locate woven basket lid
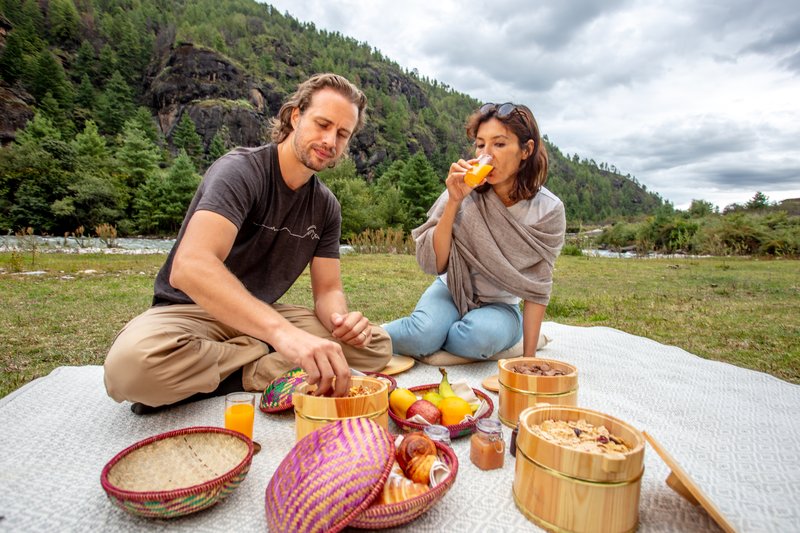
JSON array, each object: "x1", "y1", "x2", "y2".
[
  {"x1": 265, "y1": 418, "x2": 395, "y2": 533},
  {"x1": 260, "y1": 367, "x2": 307, "y2": 413}
]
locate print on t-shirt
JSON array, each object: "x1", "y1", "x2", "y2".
[{"x1": 253, "y1": 221, "x2": 320, "y2": 240}]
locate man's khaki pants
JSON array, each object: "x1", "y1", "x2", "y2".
[{"x1": 104, "y1": 304, "x2": 393, "y2": 407}]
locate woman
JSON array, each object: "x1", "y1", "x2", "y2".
[{"x1": 384, "y1": 103, "x2": 565, "y2": 360}]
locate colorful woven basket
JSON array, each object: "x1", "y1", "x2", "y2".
[
  {"x1": 389, "y1": 385, "x2": 495, "y2": 439},
  {"x1": 260, "y1": 369, "x2": 397, "y2": 414},
  {"x1": 100, "y1": 426, "x2": 253, "y2": 519},
  {"x1": 265, "y1": 418, "x2": 395, "y2": 533},
  {"x1": 260, "y1": 367, "x2": 307, "y2": 413},
  {"x1": 349, "y1": 440, "x2": 459, "y2": 529}
]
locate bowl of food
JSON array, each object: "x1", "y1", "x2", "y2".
[
  {"x1": 350, "y1": 433, "x2": 459, "y2": 529},
  {"x1": 388, "y1": 369, "x2": 494, "y2": 439},
  {"x1": 292, "y1": 376, "x2": 390, "y2": 441}
]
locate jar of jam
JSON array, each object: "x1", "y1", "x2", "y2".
[
  {"x1": 424, "y1": 424, "x2": 451, "y2": 446},
  {"x1": 470, "y1": 419, "x2": 505, "y2": 470}
]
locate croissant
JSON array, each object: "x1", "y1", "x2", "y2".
[
  {"x1": 405, "y1": 453, "x2": 437, "y2": 484},
  {"x1": 396, "y1": 432, "x2": 437, "y2": 470},
  {"x1": 378, "y1": 469, "x2": 430, "y2": 505}
]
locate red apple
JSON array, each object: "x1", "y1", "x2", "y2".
[{"x1": 405, "y1": 399, "x2": 442, "y2": 425}]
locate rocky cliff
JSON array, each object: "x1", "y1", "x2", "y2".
[
  {"x1": 143, "y1": 42, "x2": 283, "y2": 150},
  {"x1": 0, "y1": 82, "x2": 35, "y2": 145}
]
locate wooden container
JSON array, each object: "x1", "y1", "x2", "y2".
[
  {"x1": 293, "y1": 376, "x2": 389, "y2": 441},
  {"x1": 498, "y1": 358, "x2": 578, "y2": 428},
  {"x1": 513, "y1": 405, "x2": 645, "y2": 533}
]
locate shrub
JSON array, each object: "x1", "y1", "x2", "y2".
[{"x1": 348, "y1": 228, "x2": 415, "y2": 254}]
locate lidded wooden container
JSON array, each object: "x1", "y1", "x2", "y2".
[
  {"x1": 293, "y1": 376, "x2": 389, "y2": 441},
  {"x1": 498, "y1": 357, "x2": 578, "y2": 428},
  {"x1": 513, "y1": 405, "x2": 645, "y2": 533}
]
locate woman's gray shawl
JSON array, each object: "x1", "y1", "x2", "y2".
[{"x1": 413, "y1": 189, "x2": 566, "y2": 316}]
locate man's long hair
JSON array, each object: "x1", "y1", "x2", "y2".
[{"x1": 269, "y1": 73, "x2": 367, "y2": 143}]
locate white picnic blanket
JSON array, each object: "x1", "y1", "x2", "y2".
[{"x1": 1, "y1": 322, "x2": 798, "y2": 532}]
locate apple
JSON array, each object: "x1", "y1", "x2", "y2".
[{"x1": 405, "y1": 399, "x2": 442, "y2": 425}]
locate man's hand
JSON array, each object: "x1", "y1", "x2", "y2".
[
  {"x1": 330, "y1": 311, "x2": 372, "y2": 348},
  {"x1": 272, "y1": 327, "x2": 351, "y2": 397}
]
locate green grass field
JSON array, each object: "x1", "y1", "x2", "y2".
[{"x1": 1, "y1": 252, "x2": 798, "y2": 398}]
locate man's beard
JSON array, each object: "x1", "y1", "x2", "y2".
[{"x1": 293, "y1": 134, "x2": 336, "y2": 172}]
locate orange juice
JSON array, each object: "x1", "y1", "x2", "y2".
[
  {"x1": 464, "y1": 155, "x2": 493, "y2": 187},
  {"x1": 225, "y1": 403, "x2": 254, "y2": 439}
]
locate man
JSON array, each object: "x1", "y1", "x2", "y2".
[{"x1": 104, "y1": 73, "x2": 392, "y2": 413}]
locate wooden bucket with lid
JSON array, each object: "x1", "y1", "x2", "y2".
[
  {"x1": 498, "y1": 357, "x2": 578, "y2": 428},
  {"x1": 513, "y1": 405, "x2": 645, "y2": 533},
  {"x1": 293, "y1": 376, "x2": 389, "y2": 441}
]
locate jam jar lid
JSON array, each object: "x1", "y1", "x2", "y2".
[{"x1": 476, "y1": 419, "x2": 503, "y2": 435}]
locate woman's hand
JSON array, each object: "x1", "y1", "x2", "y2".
[{"x1": 445, "y1": 158, "x2": 478, "y2": 204}]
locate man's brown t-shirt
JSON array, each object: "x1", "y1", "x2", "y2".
[{"x1": 152, "y1": 144, "x2": 341, "y2": 306}]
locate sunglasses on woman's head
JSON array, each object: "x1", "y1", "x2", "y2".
[
  {"x1": 479, "y1": 102, "x2": 523, "y2": 119},
  {"x1": 479, "y1": 102, "x2": 538, "y2": 151}
]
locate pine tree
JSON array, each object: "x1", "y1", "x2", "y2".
[
  {"x1": 207, "y1": 126, "x2": 231, "y2": 164},
  {"x1": 0, "y1": 31, "x2": 27, "y2": 84},
  {"x1": 98, "y1": 44, "x2": 117, "y2": 82},
  {"x1": 157, "y1": 150, "x2": 201, "y2": 232},
  {"x1": 38, "y1": 91, "x2": 74, "y2": 135},
  {"x1": 48, "y1": 0, "x2": 80, "y2": 46},
  {"x1": 128, "y1": 107, "x2": 162, "y2": 146},
  {"x1": 319, "y1": 159, "x2": 378, "y2": 238},
  {"x1": 75, "y1": 73, "x2": 95, "y2": 110},
  {"x1": 117, "y1": 123, "x2": 161, "y2": 190},
  {"x1": 94, "y1": 70, "x2": 135, "y2": 135},
  {"x1": 132, "y1": 172, "x2": 163, "y2": 234},
  {"x1": 15, "y1": 112, "x2": 62, "y2": 144},
  {"x1": 4, "y1": 113, "x2": 73, "y2": 232},
  {"x1": 72, "y1": 120, "x2": 112, "y2": 175},
  {"x1": 373, "y1": 159, "x2": 408, "y2": 228},
  {"x1": 73, "y1": 40, "x2": 96, "y2": 81},
  {"x1": 399, "y1": 152, "x2": 442, "y2": 232},
  {"x1": 171, "y1": 113, "x2": 204, "y2": 168},
  {"x1": 28, "y1": 50, "x2": 74, "y2": 107}
]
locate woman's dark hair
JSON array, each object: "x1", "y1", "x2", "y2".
[
  {"x1": 465, "y1": 103, "x2": 548, "y2": 202},
  {"x1": 269, "y1": 73, "x2": 367, "y2": 143}
]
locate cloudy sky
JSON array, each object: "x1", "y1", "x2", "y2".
[{"x1": 263, "y1": 0, "x2": 800, "y2": 209}]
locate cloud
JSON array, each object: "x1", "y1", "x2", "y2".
[{"x1": 263, "y1": 0, "x2": 800, "y2": 208}]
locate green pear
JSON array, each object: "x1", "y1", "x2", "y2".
[{"x1": 422, "y1": 391, "x2": 443, "y2": 407}]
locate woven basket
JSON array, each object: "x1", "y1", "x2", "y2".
[
  {"x1": 265, "y1": 417, "x2": 395, "y2": 533},
  {"x1": 388, "y1": 385, "x2": 494, "y2": 439},
  {"x1": 349, "y1": 440, "x2": 459, "y2": 529},
  {"x1": 100, "y1": 426, "x2": 253, "y2": 519},
  {"x1": 260, "y1": 369, "x2": 397, "y2": 414}
]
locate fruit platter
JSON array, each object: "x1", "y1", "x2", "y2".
[{"x1": 388, "y1": 368, "x2": 494, "y2": 439}]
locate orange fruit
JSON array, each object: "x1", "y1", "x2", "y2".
[
  {"x1": 438, "y1": 396, "x2": 473, "y2": 426},
  {"x1": 389, "y1": 388, "x2": 417, "y2": 418}
]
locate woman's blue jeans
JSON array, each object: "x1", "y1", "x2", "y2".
[{"x1": 384, "y1": 278, "x2": 523, "y2": 360}]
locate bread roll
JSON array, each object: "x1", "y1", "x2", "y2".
[{"x1": 396, "y1": 432, "x2": 437, "y2": 470}]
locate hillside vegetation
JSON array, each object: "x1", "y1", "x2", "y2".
[{"x1": 0, "y1": 0, "x2": 664, "y2": 239}]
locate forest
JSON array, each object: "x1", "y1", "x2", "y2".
[{"x1": 0, "y1": 0, "x2": 796, "y2": 255}]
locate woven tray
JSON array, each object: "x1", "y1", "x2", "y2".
[
  {"x1": 388, "y1": 385, "x2": 495, "y2": 439},
  {"x1": 101, "y1": 426, "x2": 253, "y2": 519},
  {"x1": 349, "y1": 440, "x2": 459, "y2": 529}
]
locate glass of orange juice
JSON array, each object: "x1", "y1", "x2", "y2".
[
  {"x1": 224, "y1": 392, "x2": 255, "y2": 440},
  {"x1": 464, "y1": 154, "x2": 493, "y2": 187}
]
